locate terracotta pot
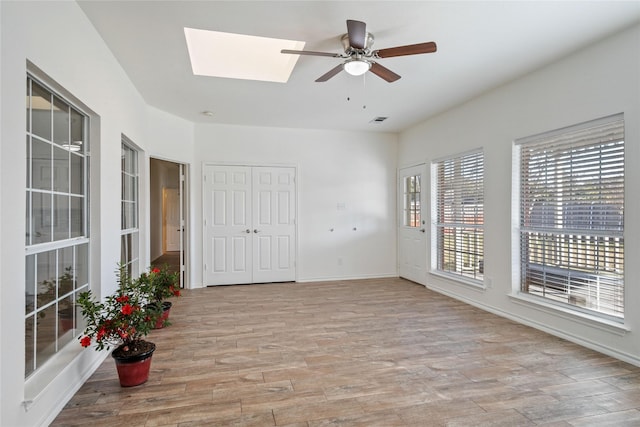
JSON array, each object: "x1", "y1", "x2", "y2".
[
  {"x1": 153, "y1": 301, "x2": 172, "y2": 329},
  {"x1": 112, "y1": 342, "x2": 156, "y2": 387}
]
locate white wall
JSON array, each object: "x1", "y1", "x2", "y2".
[
  {"x1": 0, "y1": 2, "x2": 195, "y2": 426},
  {"x1": 193, "y1": 125, "x2": 399, "y2": 286},
  {"x1": 398, "y1": 24, "x2": 640, "y2": 366}
]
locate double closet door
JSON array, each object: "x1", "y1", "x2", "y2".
[{"x1": 203, "y1": 165, "x2": 296, "y2": 285}]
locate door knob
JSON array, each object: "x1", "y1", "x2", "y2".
[
  {"x1": 420, "y1": 228, "x2": 426, "y2": 233},
  {"x1": 253, "y1": 229, "x2": 260, "y2": 233},
  {"x1": 245, "y1": 229, "x2": 251, "y2": 234}
]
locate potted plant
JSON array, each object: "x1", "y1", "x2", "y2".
[
  {"x1": 77, "y1": 267, "x2": 158, "y2": 387},
  {"x1": 145, "y1": 265, "x2": 180, "y2": 329}
]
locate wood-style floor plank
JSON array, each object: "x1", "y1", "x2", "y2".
[{"x1": 52, "y1": 278, "x2": 640, "y2": 426}]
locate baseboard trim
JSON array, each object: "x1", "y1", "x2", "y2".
[{"x1": 297, "y1": 273, "x2": 398, "y2": 283}]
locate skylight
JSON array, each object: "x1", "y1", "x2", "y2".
[{"x1": 184, "y1": 27, "x2": 305, "y2": 83}]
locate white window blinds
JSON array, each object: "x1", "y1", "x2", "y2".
[
  {"x1": 433, "y1": 150, "x2": 484, "y2": 282},
  {"x1": 516, "y1": 114, "x2": 624, "y2": 318}
]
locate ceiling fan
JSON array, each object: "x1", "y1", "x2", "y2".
[{"x1": 281, "y1": 19, "x2": 437, "y2": 83}]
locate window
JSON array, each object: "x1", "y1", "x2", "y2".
[
  {"x1": 516, "y1": 114, "x2": 624, "y2": 319},
  {"x1": 403, "y1": 174, "x2": 421, "y2": 227},
  {"x1": 121, "y1": 140, "x2": 139, "y2": 277},
  {"x1": 25, "y1": 75, "x2": 90, "y2": 378},
  {"x1": 431, "y1": 150, "x2": 484, "y2": 282}
]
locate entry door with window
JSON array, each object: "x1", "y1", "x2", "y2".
[
  {"x1": 203, "y1": 165, "x2": 296, "y2": 285},
  {"x1": 398, "y1": 164, "x2": 427, "y2": 284}
]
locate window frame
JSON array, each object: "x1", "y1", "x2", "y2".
[
  {"x1": 402, "y1": 173, "x2": 422, "y2": 228},
  {"x1": 430, "y1": 149, "x2": 485, "y2": 286},
  {"x1": 513, "y1": 114, "x2": 625, "y2": 322},
  {"x1": 120, "y1": 137, "x2": 140, "y2": 278},
  {"x1": 25, "y1": 73, "x2": 91, "y2": 379}
]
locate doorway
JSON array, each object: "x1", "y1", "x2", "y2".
[
  {"x1": 150, "y1": 158, "x2": 188, "y2": 287},
  {"x1": 203, "y1": 164, "x2": 297, "y2": 286}
]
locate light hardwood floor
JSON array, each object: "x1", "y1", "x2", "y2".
[{"x1": 52, "y1": 278, "x2": 640, "y2": 426}]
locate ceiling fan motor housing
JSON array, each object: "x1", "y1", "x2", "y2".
[{"x1": 341, "y1": 32, "x2": 374, "y2": 54}]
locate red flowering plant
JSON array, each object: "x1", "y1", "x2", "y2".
[
  {"x1": 77, "y1": 266, "x2": 157, "y2": 357},
  {"x1": 146, "y1": 265, "x2": 180, "y2": 304},
  {"x1": 141, "y1": 264, "x2": 180, "y2": 328}
]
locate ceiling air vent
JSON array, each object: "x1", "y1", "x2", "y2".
[{"x1": 370, "y1": 116, "x2": 388, "y2": 123}]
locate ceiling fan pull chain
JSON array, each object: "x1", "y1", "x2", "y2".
[{"x1": 362, "y1": 73, "x2": 367, "y2": 109}]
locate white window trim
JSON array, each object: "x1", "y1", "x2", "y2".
[
  {"x1": 24, "y1": 62, "x2": 99, "y2": 399},
  {"x1": 430, "y1": 148, "x2": 485, "y2": 287},
  {"x1": 511, "y1": 113, "x2": 625, "y2": 323},
  {"x1": 120, "y1": 136, "x2": 141, "y2": 277}
]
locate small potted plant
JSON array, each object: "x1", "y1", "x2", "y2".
[
  {"x1": 145, "y1": 265, "x2": 180, "y2": 329},
  {"x1": 77, "y1": 266, "x2": 157, "y2": 387}
]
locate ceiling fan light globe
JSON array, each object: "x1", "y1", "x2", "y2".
[{"x1": 343, "y1": 59, "x2": 371, "y2": 76}]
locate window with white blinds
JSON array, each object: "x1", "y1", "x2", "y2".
[
  {"x1": 431, "y1": 150, "x2": 484, "y2": 283},
  {"x1": 516, "y1": 114, "x2": 624, "y2": 319}
]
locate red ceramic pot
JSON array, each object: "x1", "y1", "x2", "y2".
[
  {"x1": 153, "y1": 301, "x2": 172, "y2": 329},
  {"x1": 112, "y1": 341, "x2": 156, "y2": 387}
]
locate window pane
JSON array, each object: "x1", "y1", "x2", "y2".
[
  {"x1": 122, "y1": 201, "x2": 136, "y2": 230},
  {"x1": 58, "y1": 295, "x2": 74, "y2": 345},
  {"x1": 53, "y1": 194, "x2": 70, "y2": 241},
  {"x1": 70, "y1": 153, "x2": 83, "y2": 194},
  {"x1": 70, "y1": 108, "x2": 84, "y2": 151},
  {"x1": 53, "y1": 96, "x2": 69, "y2": 147},
  {"x1": 31, "y1": 82, "x2": 52, "y2": 140},
  {"x1": 36, "y1": 304, "x2": 56, "y2": 368},
  {"x1": 25, "y1": 315, "x2": 35, "y2": 377},
  {"x1": 76, "y1": 243, "x2": 89, "y2": 289},
  {"x1": 36, "y1": 250, "x2": 57, "y2": 308},
  {"x1": 58, "y1": 247, "x2": 74, "y2": 297},
  {"x1": 53, "y1": 145, "x2": 69, "y2": 192},
  {"x1": 26, "y1": 136, "x2": 31, "y2": 187},
  {"x1": 26, "y1": 79, "x2": 31, "y2": 132},
  {"x1": 70, "y1": 196, "x2": 84, "y2": 238},
  {"x1": 32, "y1": 139, "x2": 51, "y2": 191},
  {"x1": 32, "y1": 192, "x2": 52, "y2": 244},
  {"x1": 403, "y1": 174, "x2": 421, "y2": 227},
  {"x1": 26, "y1": 255, "x2": 36, "y2": 314},
  {"x1": 26, "y1": 192, "x2": 31, "y2": 246}
]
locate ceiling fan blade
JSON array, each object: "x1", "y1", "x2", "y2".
[
  {"x1": 281, "y1": 49, "x2": 342, "y2": 58},
  {"x1": 315, "y1": 64, "x2": 344, "y2": 82},
  {"x1": 346, "y1": 19, "x2": 367, "y2": 49},
  {"x1": 374, "y1": 42, "x2": 437, "y2": 58},
  {"x1": 369, "y1": 62, "x2": 401, "y2": 83}
]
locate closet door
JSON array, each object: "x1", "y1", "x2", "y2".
[
  {"x1": 203, "y1": 165, "x2": 253, "y2": 285},
  {"x1": 203, "y1": 165, "x2": 296, "y2": 285},
  {"x1": 252, "y1": 167, "x2": 296, "y2": 283}
]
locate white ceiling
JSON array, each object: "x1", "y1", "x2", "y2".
[{"x1": 77, "y1": 1, "x2": 640, "y2": 133}]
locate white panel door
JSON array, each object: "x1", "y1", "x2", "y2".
[
  {"x1": 398, "y1": 164, "x2": 427, "y2": 284},
  {"x1": 204, "y1": 165, "x2": 252, "y2": 285},
  {"x1": 203, "y1": 165, "x2": 296, "y2": 286},
  {"x1": 252, "y1": 167, "x2": 296, "y2": 283}
]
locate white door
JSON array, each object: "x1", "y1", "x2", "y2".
[
  {"x1": 252, "y1": 167, "x2": 296, "y2": 283},
  {"x1": 164, "y1": 188, "x2": 180, "y2": 252},
  {"x1": 398, "y1": 164, "x2": 427, "y2": 284},
  {"x1": 203, "y1": 165, "x2": 296, "y2": 285}
]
